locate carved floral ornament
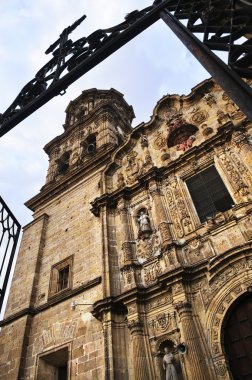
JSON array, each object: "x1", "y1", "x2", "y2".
[{"x1": 148, "y1": 311, "x2": 178, "y2": 337}]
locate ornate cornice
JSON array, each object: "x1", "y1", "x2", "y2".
[{"x1": 91, "y1": 123, "x2": 234, "y2": 217}]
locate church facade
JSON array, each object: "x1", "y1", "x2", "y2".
[{"x1": 0, "y1": 79, "x2": 252, "y2": 379}]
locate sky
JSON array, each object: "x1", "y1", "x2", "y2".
[{"x1": 0, "y1": 0, "x2": 209, "y2": 228}]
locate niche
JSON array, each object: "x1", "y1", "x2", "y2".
[
  {"x1": 82, "y1": 134, "x2": 97, "y2": 156},
  {"x1": 136, "y1": 208, "x2": 152, "y2": 239},
  {"x1": 168, "y1": 124, "x2": 198, "y2": 151}
]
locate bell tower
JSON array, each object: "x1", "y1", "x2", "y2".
[
  {"x1": 44, "y1": 88, "x2": 134, "y2": 187},
  {"x1": 0, "y1": 88, "x2": 134, "y2": 380}
]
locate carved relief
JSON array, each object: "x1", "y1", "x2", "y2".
[
  {"x1": 214, "y1": 360, "x2": 228, "y2": 379},
  {"x1": 159, "y1": 222, "x2": 172, "y2": 244},
  {"x1": 163, "y1": 109, "x2": 184, "y2": 125},
  {"x1": 166, "y1": 176, "x2": 193, "y2": 238},
  {"x1": 217, "y1": 148, "x2": 251, "y2": 202},
  {"x1": 183, "y1": 238, "x2": 204, "y2": 264},
  {"x1": 153, "y1": 131, "x2": 167, "y2": 150},
  {"x1": 232, "y1": 130, "x2": 251, "y2": 149},
  {"x1": 191, "y1": 110, "x2": 208, "y2": 125},
  {"x1": 203, "y1": 93, "x2": 216, "y2": 106},
  {"x1": 136, "y1": 233, "x2": 161, "y2": 262},
  {"x1": 230, "y1": 152, "x2": 252, "y2": 188},
  {"x1": 146, "y1": 294, "x2": 173, "y2": 312},
  {"x1": 217, "y1": 110, "x2": 230, "y2": 125},
  {"x1": 163, "y1": 246, "x2": 179, "y2": 268},
  {"x1": 125, "y1": 151, "x2": 140, "y2": 185},
  {"x1": 144, "y1": 261, "x2": 162, "y2": 286},
  {"x1": 122, "y1": 241, "x2": 135, "y2": 263},
  {"x1": 166, "y1": 185, "x2": 184, "y2": 238},
  {"x1": 148, "y1": 313, "x2": 173, "y2": 335},
  {"x1": 140, "y1": 150, "x2": 154, "y2": 175},
  {"x1": 122, "y1": 266, "x2": 135, "y2": 286}
]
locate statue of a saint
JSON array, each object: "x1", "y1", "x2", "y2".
[
  {"x1": 138, "y1": 211, "x2": 151, "y2": 232},
  {"x1": 163, "y1": 347, "x2": 179, "y2": 380}
]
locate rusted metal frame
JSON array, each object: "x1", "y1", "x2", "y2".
[
  {"x1": 0, "y1": 197, "x2": 21, "y2": 313},
  {"x1": 0, "y1": 0, "x2": 172, "y2": 138},
  {"x1": 160, "y1": 6, "x2": 252, "y2": 120}
]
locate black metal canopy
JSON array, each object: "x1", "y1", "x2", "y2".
[{"x1": 1, "y1": 0, "x2": 252, "y2": 138}]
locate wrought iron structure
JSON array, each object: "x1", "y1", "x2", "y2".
[
  {"x1": 1, "y1": 0, "x2": 252, "y2": 137},
  {"x1": 0, "y1": 197, "x2": 21, "y2": 313}
]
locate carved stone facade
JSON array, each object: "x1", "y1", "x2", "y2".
[{"x1": 1, "y1": 79, "x2": 252, "y2": 379}]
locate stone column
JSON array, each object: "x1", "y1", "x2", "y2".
[
  {"x1": 176, "y1": 301, "x2": 212, "y2": 380},
  {"x1": 118, "y1": 200, "x2": 135, "y2": 264},
  {"x1": 128, "y1": 320, "x2": 152, "y2": 380},
  {"x1": 149, "y1": 182, "x2": 172, "y2": 245}
]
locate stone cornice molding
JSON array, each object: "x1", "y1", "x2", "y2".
[{"x1": 0, "y1": 276, "x2": 101, "y2": 327}]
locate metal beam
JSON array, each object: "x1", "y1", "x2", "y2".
[
  {"x1": 160, "y1": 7, "x2": 252, "y2": 121},
  {"x1": 0, "y1": 1, "x2": 171, "y2": 138}
]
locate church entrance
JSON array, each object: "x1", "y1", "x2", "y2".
[{"x1": 223, "y1": 294, "x2": 252, "y2": 380}]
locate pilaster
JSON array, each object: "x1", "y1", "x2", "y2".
[{"x1": 175, "y1": 301, "x2": 212, "y2": 380}]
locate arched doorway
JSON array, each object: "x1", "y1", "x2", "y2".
[{"x1": 223, "y1": 294, "x2": 252, "y2": 380}]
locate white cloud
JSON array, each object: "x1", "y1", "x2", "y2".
[{"x1": 0, "y1": 0, "x2": 209, "y2": 228}]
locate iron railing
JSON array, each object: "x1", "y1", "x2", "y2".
[{"x1": 0, "y1": 197, "x2": 21, "y2": 314}]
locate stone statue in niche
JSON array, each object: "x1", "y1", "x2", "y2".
[
  {"x1": 137, "y1": 209, "x2": 152, "y2": 238},
  {"x1": 163, "y1": 347, "x2": 179, "y2": 380}
]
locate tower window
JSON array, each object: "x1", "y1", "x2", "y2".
[
  {"x1": 57, "y1": 152, "x2": 70, "y2": 175},
  {"x1": 49, "y1": 256, "x2": 73, "y2": 298},
  {"x1": 82, "y1": 134, "x2": 96, "y2": 155},
  {"x1": 186, "y1": 166, "x2": 233, "y2": 223},
  {"x1": 57, "y1": 266, "x2": 70, "y2": 292}
]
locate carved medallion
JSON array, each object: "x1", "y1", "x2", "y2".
[
  {"x1": 191, "y1": 110, "x2": 208, "y2": 124},
  {"x1": 153, "y1": 132, "x2": 167, "y2": 150}
]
